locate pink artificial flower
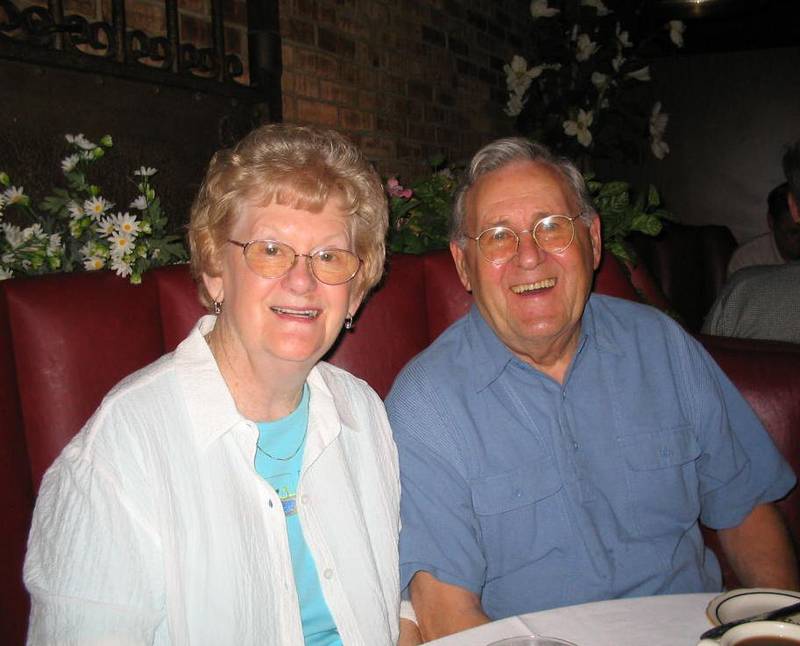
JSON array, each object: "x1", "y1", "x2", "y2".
[{"x1": 386, "y1": 177, "x2": 413, "y2": 199}]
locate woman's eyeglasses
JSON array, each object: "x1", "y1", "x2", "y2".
[{"x1": 228, "y1": 239, "x2": 362, "y2": 285}]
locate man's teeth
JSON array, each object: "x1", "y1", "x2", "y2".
[
  {"x1": 511, "y1": 278, "x2": 556, "y2": 294},
  {"x1": 271, "y1": 306, "x2": 320, "y2": 319}
]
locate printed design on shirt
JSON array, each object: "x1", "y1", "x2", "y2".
[{"x1": 273, "y1": 481, "x2": 298, "y2": 517}]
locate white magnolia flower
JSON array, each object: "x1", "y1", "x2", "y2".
[
  {"x1": 504, "y1": 55, "x2": 534, "y2": 92},
  {"x1": 109, "y1": 231, "x2": 134, "y2": 258},
  {"x1": 3, "y1": 186, "x2": 27, "y2": 205},
  {"x1": 611, "y1": 52, "x2": 625, "y2": 72},
  {"x1": 581, "y1": 0, "x2": 611, "y2": 16},
  {"x1": 0, "y1": 266, "x2": 11, "y2": 280},
  {"x1": 2, "y1": 223, "x2": 24, "y2": 248},
  {"x1": 133, "y1": 166, "x2": 157, "y2": 177},
  {"x1": 576, "y1": 34, "x2": 599, "y2": 62},
  {"x1": 591, "y1": 72, "x2": 609, "y2": 90},
  {"x1": 649, "y1": 102, "x2": 670, "y2": 159},
  {"x1": 616, "y1": 23, "x2": 633, "y2": 48},
  {"x1": 668, "y1": 20, "x2": 686, "y2": 48},
  {"x1": 504, "y1": 93, "x2": 526, "y2": 117},
  {"x1": 626, "y1": 66, "x2": 651, "y2": 82},
  {"x1": 115, "y1": 212, "x2": 141, "y2": 237},
  {"x1": 65, "y1": 133, "x2": 95, "y2": 150},
  {"x1": 563, "y1": 109, "x2": 594, "y2": 147},
  {"x1": 84, "y1": 196, "x2": 111, "y2": 220},
  {"x1": 84, "y1": 256, "x2": 106, "y2": 271},
  {"x1": 530, "y1": 0, "x2": 559, "y2": 19},
  {"x1": 111, "y1": 256, "x2": 132, "y2": 277},
  {"x1": 129, "y1": 195, "x2": 148, "y2": 210},
  {"x1": 61, "y1": 154, "x2": 80, "y2": 173}
]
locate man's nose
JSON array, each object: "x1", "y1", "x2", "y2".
[{"x1": 515, "y1": 231, "x2": 544, "y2": 267}]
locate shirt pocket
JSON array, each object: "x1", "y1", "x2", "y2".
[
  {"x1": 619, "y1": 426, "x2": 702, "y2": 537},
  {"x1": 470, "y1": 458, "x2": 566, "y2": 579}
]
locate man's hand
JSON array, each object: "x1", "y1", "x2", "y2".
[
  {"x1": 718, "y1": 502, "x2": 799, "y2": 589},
  {"x1": 409, "y1": 571, "x2": 491, "y2": 641}
]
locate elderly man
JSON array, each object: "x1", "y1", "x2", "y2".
[{"x1": 387, "y1": 138, "x2": 798, "y2": 642}]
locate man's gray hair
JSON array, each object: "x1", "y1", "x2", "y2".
[{"x1": 450, "y1": 137, "x2": 596, "y2": 243}]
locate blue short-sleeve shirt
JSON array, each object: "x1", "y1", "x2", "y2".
[{"x1": 386, "y1": 295, "x2": 795, "y2": 619}]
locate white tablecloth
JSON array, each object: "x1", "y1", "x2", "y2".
[{"x1": 426, "y1": 593, "x2": 718, "y2": 646}]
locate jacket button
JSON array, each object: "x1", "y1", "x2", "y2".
[{"x1": 323, "y1": 568, "x2": 334, "y2": 579}]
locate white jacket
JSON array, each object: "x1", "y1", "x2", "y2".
[{"x1": 25, "y1": 316, "x2": 401, "y2": 645}]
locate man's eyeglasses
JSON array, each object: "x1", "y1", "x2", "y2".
[
  {"x1": 465, "y1": 214, "x2": 580, "y2": 264},
  {"x1": 228, "y1": 239, "x2": 362, "y2": 285}
]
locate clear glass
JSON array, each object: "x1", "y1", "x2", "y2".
[
  {"x1": 228, "y1": 239, "x2": 362, "y2": 285},
  {"x1": 469, "y1": 215, "x2": 578, "y2": 263},
  {"x1": 487, "y1": 636, "x2": 578, "y2": 646}
]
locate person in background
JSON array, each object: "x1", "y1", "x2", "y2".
[
  {"x1": 24, "y1": 124, "x2": 405, "y2": 645},
  {"x1": 388, "y1": 137, "x2": 798, "y2": 642},
  {"x1": 727, "y1": 182, "x2": 800, "y2": 277},
  {"x1": 784, "y1": 139, "x2": 800, "y2": 224}
]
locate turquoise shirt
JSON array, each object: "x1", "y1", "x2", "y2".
[{"x1": 255, "y1": 385, "x2": 342, "y2": 646}]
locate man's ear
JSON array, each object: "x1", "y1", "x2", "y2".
[
  {"x1": 450, "y1": 241, "x2": 472, "y2": 292},
  {"x1": 789, "y1": 192, "x2": 800, "y2": 225},
  {"x1": 589, "y1": 216, "x2": 603, "y2": 270}
]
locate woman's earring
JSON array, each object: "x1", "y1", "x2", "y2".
[
  {"x1": 213, "y1": 300, "x2": 222, "y2": 315},
  {"x1": 344, "y1": 313, "x2": 354, "y2": 330}
]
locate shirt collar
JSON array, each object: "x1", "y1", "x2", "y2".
[{"x1": 467, "y1": 294, "x2": 622, "y2": 391}]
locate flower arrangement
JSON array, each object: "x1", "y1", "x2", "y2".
[
  {"x1": 385, "y1": 157, "x2": 460, "y2": 254},
  {"x1": 505, "y1": 0, "x2": 684, "y2": 165},
  {"x1": 0, "y1": 134, "x2": 187, "y2": 283}
]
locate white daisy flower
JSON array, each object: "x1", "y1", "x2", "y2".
[
  {"x1": 67, "y1": 201, "x2": 84, "y2": 221},
  {"x1": 576, "y1": 34, "x2": 599, "y2": 62},
  {"x1": 23, "y1": 223, "x2": 43, "y2": 241},
  {"x1": 116, "y1": 212, "x2": 141, "y2": 237},
  {"x1": 530, "y1": 0, "x2": 559, "y2": 18},
  {"x1": 109, "y1": 231, "x2": 134, "y2": 258},
  {"x1": 133, "y1": 166, "x2": 157, "y2": 177},
  {"x1": 3, "y1": 186, "x2": 28, "y2": 205},
  {"x1": 84, "y1": 196, "x2": 111, "y2": 220},
  {"x1": 84, "y1": 256, "x2": 106, "y2": 271},
  {"x1": 129, "y1": 195, "x2": 148, "y2": 210},
  {"x1": 668, "y1": 20, "x2": 686, "y2": 48},
  {"x1": 111, "y1": 256, "x2": 133, "y2": 277},
  {"x1": 81, "y1": 150, "x2": 96, "y2": 161},
  {"x1": 0, "y1": 266, "x2": 12, "y2": 280},
  {"x1": 626, "y1": 66, "x2": 651, "y2": 82},
  {"x1": 563, "y1": 109, "x2": 594, "y2": 147},
  {"x1": 2, "y1": 251, "x2": 14, "y2": 264},
  {"x1": 65, "y1": 133, "x2": 96, "y2": 150},
  {"x1": 97, "y1": 216, "x2": 116, "y2": 237},
  {"x1": 2, "y1": 223, "x2": 24, "y2": 247},
  {"x1": 61, "y1": 154, "x2": 81, "y2": 173},
  {"x1": 48, "y1": 233, "x2": 62, "y2": 255}
]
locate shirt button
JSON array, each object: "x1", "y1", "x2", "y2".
[
  {"x1": 513, "y1": 488, "x2": 522, "y2": 499},
  {"x1": 301, "y1": 494, "x2": 310, "y2": 505},
  {"x1": 268, "y1": 499, "x2": 274, "y2": 508},
  {"x1": 573, "y1": 441, "x2": 580, "y2": 450},
  {"x1": 323, "y1": 568, "x2": 334, "y2": 579}
]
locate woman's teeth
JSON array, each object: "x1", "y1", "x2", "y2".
[{"x1": 271, "y1": 306, "x2": 320, "y2": 319}]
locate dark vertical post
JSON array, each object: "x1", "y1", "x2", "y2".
[
  {"x1": 210, "y1": 0, "x2": 225, "y2": 82},
  {"x1": 165, "y1": 0, "x2": 180, "y2": 73},
  {"x1": 247, "y1": 0, "x2": 282, "y2": 121},
  {"x1": 111, "y1": 0, "x2": 127, "y2": 64},
  {"x1": 47, "y1": 0, "x2": 65, "y2": 50}
]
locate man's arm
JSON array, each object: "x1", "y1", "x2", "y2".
[
  {"x1": 717, "y1": 502, "x2": 799, "y2": 589},
  {"x1": 408, "y1": 571, "x2": 491, "y2": 642}
]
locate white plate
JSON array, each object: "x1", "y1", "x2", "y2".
[{"x1": 706, "y1": 588, "x2": 800, "y2": 625}]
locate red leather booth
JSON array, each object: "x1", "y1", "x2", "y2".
[{"x1": 1, "y1": 250, "x2": 798, "y2": 643}]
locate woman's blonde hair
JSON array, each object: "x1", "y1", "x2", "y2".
[{"x1": 188, "y1": 123, "x2": 388, "y2": 308}]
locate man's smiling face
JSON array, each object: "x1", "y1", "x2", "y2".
[{"x1": 450, "y1": 160, "x2": 602, "y2": 367}]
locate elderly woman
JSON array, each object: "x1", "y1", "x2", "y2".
[{"x1": 24, "y1": 124, "x2": 401, "y2": 645}]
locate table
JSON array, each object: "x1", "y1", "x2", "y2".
[{"x1": 426, "y1": 593, "x2": 718, "y2": 646}]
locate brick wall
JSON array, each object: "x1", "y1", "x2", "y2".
[
  {"x1": 280, "y1": 0, "x2": 529, "y2": 178},
  {"x1": 10, "y1": 0, "x2": 530, "y2": 178}
]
